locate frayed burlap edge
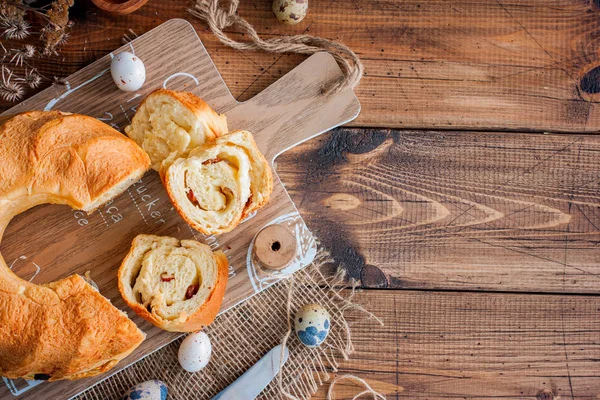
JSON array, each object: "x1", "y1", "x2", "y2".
[{"x1": 75, "y1": 248, "x2": 384, "y2": 400}]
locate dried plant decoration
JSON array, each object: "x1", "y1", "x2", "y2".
[
  {"x1": 0, "y1": 0, "x2": 75, "y2": 103},
  {"x1": 0, "y1": 15, "x2": 31, "y2": 40},
  {"x1": 10, "y1": 44, "x2": 36, "y2": 66},
  {"x1": 42, "y1": 0, "x2": 75, "y2": 55},
  {"x1": 122, "y1": 29, "x2": 139, "y2": 45},
  {"x1": 57, "y1": 31, "x2": 69, "y2": 45},
  {"x1": 17, "y1": 67, "x2": 42, "y2": 88},
  {"x1": 52, "y1": 75, "x2": 67, "y2": 86},
  {"x1": 1, "y1": 66, "x2": 25, "y2": 102}
]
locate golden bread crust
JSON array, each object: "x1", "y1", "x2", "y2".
[{"x1": 0, "y1": 111, "x2": 149, "y2": 381}]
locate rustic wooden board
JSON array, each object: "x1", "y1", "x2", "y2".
[
  {"x1": 3, "y1": 0, "x2": 600, "y2": 131},
  {"x1": 0, "y1": 19, "x2": 360, "y2": 399},
  {"x1": 311, "y1": 289, "x2": 600, "y2": 400},
  {"x1": 277, "y1": 128, "x2": 600, "y2": 294},
  {"x1": 3, "y1": 2, "x2": 600, "y2": 399}
]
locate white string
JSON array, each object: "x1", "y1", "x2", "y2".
[{"x1": 327, "y1": 374, "x2": 387, "y2": 400}]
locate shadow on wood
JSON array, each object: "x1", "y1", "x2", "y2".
[{"x1": 277, "y1": 128, "x2": 600, "y2": 294}]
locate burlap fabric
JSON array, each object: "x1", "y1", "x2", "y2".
[{"x1": 75, "y1": 249, "x2": 382, "y2": 400}]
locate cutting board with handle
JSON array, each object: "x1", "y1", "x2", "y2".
[{"x1": 0, "y1": 18, "x2": 359, "y2": 399}]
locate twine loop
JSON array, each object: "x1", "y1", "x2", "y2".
[{"x1": 190, "y1": 0, "x2": 363, "y2": 94}]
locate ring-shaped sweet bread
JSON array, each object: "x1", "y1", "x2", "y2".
[{"x1": 0, "y1": 111, "x2": 149, "y2": 381}]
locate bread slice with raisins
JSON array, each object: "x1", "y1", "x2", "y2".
[
  {"x1": 163, "y1": 130, "x2": 273, "y2": 235},
  {"x1": 118, "y1": 234, "x2": 229, "y2": 332}
]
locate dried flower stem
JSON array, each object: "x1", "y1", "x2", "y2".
[
  {"x1": 1, "y1": 66, "x2": 25, "y2": 102},
  {"x1": 122, "y1": 29, "x2": 139, "y2": 44},
  {"x1": 0, "y1": 0, "x2": 75, "y2": 103},
  {"x1": 16, "y1": 67, "x2": 42, "y2": 88},
  {"x1": 10, "y1": 44, "x2": 36, "y2": 66},
  {"x1": 0, "y1": 14, "x2": 31, "y2": 40}
]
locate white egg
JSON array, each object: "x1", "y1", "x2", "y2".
[
  {"x1": 178, "y1": 331, "x2": 212, "y2": 372},
  {"x1": 294, "y1": 303, "x2": 330, "y2": 348},
  {"x1": 121, "y1": 379, "x2": 168, "y2": 400},
  {"x1": 110, "y1": 51, "x2": 146, "y2": 92}
]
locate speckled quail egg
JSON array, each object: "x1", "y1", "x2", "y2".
[
  {"x1": 178, "y1": 331, "x2": 212, "y2": 372},
  {"x1": 294, "y1": 303, "x2": 330, "y2": 348},
  {"x1": 121, "y1": 380, "x2": 168, "y2": 400},
  {"x1": 272, "y1": 0, "x2": 308, "y2": 25},
  {"x1": 110, "y1": 51, "x2": 146, "y2": 92}
]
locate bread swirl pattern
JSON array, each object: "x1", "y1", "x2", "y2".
[
  {"x1": 118, "y1": 235, "x2": 229, "y2": 332},
  {"x1": 163, "y1": 130, "x2": 273, "y2": 235},
  {"x1": 125, "y1": 89, "x2": 228, "y2": 172},
  {"x1": 0, "y1": 111, "x2": 149, "y2": 381}
]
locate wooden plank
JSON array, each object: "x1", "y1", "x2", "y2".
[
  {"x1": 277, "y1": 128, "x2": 600, "y2": 294},
  {"x1": 311, "y1": 289, "x2": 600, "y2": 400},
  {"x1": 4, "y1": 0, "x2": 600, "y2": 131},
  {"x1": 0, "y1": 20, "x2": 359, "y2": 399}
]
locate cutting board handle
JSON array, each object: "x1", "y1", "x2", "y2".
[{"x1": 225, "y1": 52, "x2": 361, "y2": 161}]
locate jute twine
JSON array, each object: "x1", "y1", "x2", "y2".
[
  {"x1": 189, "y1": 0, "x2": 364, "y2": 94},
  {"x1": 76, "y1": 249, "x2": 386, "y2": 399}
]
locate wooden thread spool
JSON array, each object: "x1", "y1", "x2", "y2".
[{"x1": 253, "y1": 224, "x2": 297, "y2": 271}]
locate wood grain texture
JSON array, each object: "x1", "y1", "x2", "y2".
[
  {"x1": 3, "y1": 0, "x2": 600, "y2": 131},
  {"x1": 309, "y1": 289, "x2": 600, "y2": 400},
  {"x1": 0, "y1": 19, "x2": 358, "y2": 400},
  {"x1": 2, "y1": 1, "x2": 600, "y2": 399},
  {"x1": 277, "y1": 127, "x2": 600, "y2": 294},
  {"x1": 91, "y1": 0, "x2": 151, "y2": 16}
]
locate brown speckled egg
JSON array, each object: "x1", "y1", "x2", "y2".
[
  {"x1": 178, "y1": 331, "x2": 212, "y2": 372},
  {"x1": 272, "y1": 0, "x2": 308, "y2": 25}
]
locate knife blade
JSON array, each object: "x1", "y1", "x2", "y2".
[{"x1": 211, "y1": 345, "x2": 290, "y2": 400}]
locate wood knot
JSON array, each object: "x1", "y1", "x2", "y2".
[
  {"x1": 536, "y1": 389, "x2": 555, "y2": 400},
  {"x1": 579, "y1": 65, "x2": 600, "y2": 94},
  {"x1": 360, "y1": 264, "x2": 389, "y2": 288},
  {"x1": 323, "y1": 193, "x2": 361, "y2": 211}
]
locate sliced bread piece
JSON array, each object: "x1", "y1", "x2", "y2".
[
  {"x1": 118, "y1": 234, "x2": 229, "y2": 332},
  {"x1": 163, "y1": 130, "x2": 273, "y2": 235},
  {"x1": 124, "y1": 89, "x2": 228, "y2": 172}
]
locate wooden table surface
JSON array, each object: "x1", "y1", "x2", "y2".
[{"x1": 3, "y1": 1, "x2": 600, "y2": 399}]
